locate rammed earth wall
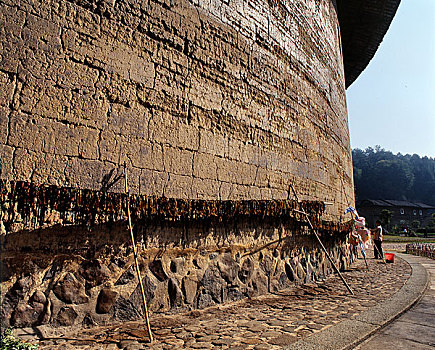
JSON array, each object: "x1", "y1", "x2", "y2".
[
  {"x1": 0, "y1": 0, "x2": 355, "y2": 330},
  {"x1": 0, "y1": 0, "x2": 353, "y2": 214}
]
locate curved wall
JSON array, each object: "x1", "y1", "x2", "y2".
[
  {"x1": 0, "y1": 0, "x2": 354, "y2": 220},
  {"x1": 0, "y1": 0, "x2": 356, "y2": 330}
]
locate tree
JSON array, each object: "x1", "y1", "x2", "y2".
[
  {"x1": 411, "y1": 220, "x2": 420, "y2": 230},
  {"x1": 379, "y1": 209, "x2": 393, "y2": 229},
  {"x1": 428, "y1": 213, "x2": 435, "y2": 231},
  {"x1": 352, "y1": 147, "x2": 435, "y2": 205}
]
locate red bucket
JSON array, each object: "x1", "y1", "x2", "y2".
[{"x1": 385, "y1": 253, "x2": 395, "y2": 263}]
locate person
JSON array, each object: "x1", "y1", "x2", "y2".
[
  {"x1": 371, "y1": 220, "x2": 384, "y2": 259},
  {"x1": 349, "y1": 230, "x2": 360, "y2": 258}
]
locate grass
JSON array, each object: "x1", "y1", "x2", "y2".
[
  {"x1": 0, "y1": 329, "x2": 38, "y2": 350},
  {"x1": 383, "y1": 234, "x2": 435, "y2": 243}
]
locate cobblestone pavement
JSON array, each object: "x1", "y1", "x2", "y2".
[{"x1": 33, "y1": 248, "x2": 411, "y2": 350}]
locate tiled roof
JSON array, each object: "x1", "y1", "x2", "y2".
[
  {"x1": 358, "y1": 199, "x2": 392, "y2": 207},
  {"x1": 414, "y1": 202, "x2": 435, "y2": 209},
  {"x1": 358, "y1": 199, "x2": 435, "y2": 209},
  {"x1": 336, "y1": 0, "x2": 401, "y2": 87},
  {"x1": 383, "y1": 200, "x2": 419, "y2": 207}
]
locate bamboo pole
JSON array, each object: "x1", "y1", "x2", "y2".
[
  {"x1": 290, "y1": 184, "x2": 354, "y2": 295},
  {"x1": 124, "y1": 166, "x2": 154, "y2": 343}
]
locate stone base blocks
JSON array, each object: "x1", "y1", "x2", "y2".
[
  {"x1": 1, "y1": 220, "x2": 354, "y2": 330},
  {"x1": 1, "y1": 180, "x2": 354, "y2": 329}
]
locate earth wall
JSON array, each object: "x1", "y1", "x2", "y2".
[
  {"x1": 0, "y1": 0, "x2": 353, "y2": 214},
  {"x1": 0, "y1": 0, "x2": 355, "y2": 330}
]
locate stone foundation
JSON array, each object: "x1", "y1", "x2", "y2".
[{"x1": 1, "y1": 222, "x2": 353, "y2": 330}]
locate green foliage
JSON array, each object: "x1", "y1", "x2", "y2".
[
  {"x1": 383, "y1": 234, "x2": 435, "y2": 243},
  {"x1": 399, "y1": 220, "x2": 409, "y2": 230},
  {"x1": 379, "y1": 209, "x2": 393, "y2": 228},
  {"x1": 411, "y1": 220, "x2": 421, "y2": 229},
  {"x1": 428, "y1": 213, "x2": 435, "y2": 230},
  {"x1": 353, "y1": 147, "x2": 435, "y2": 205},
  {"x1": 0, "y1": 329, "x2": 38, "y2": 350}
]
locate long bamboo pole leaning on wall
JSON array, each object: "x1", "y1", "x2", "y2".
[
  {"x1": 289, "y1": 184, "x2": 354, "y2": 295},
  {"x1": 124, "y1": 166, "x2": 154, "y2": 343}
]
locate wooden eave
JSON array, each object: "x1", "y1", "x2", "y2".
[{"x1": 336, "y1": 0, "x2": 401, "y2": 88}]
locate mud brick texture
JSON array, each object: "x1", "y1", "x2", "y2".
[
  {"x1": 0, "y1": 0, "x2": 356, "y2": 329},
  {"x1": 0, "y1": 0, "x2": 354, "y2": 221}
]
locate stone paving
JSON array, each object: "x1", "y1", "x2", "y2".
[{"x1": 27, "y1": 247, "x2": 411, "y2": 349}]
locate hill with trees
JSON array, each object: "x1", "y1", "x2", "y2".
[{"x1": 352, "y1": 147, "x2": 435, "y2": 206}]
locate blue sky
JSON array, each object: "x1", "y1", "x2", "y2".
[{"x1": 346, "y1": 0, "x2": 435, "y2": 158}]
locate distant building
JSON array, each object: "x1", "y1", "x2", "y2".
[{"x1": 357, "y1": 199, "x2": 435, "y2": 229}]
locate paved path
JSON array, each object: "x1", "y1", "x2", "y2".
[
  {"x1": 283, "y1": 252, "x2": 431, "y2": 350},
  {"x1": 282, "y1": 252, "x2": 429, "y2": 350},
  {"x1": 354, "y1": 254, "x2": 435, "y2": 350}
]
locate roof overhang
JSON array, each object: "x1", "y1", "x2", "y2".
[{"x1": 336, "y1": 0, "x2": 401, "y2": 88}]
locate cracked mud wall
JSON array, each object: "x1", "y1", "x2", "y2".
[
  {"x1": 0, "y1": 0, "x2": 354, "y2": 220},
  {"x1": 0, "y1": 0, "x2": 356, "y2": 330}
]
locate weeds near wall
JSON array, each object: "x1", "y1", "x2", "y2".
[{"x1": 0, "y1": 328, "x2": 38, "y2": 350}]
